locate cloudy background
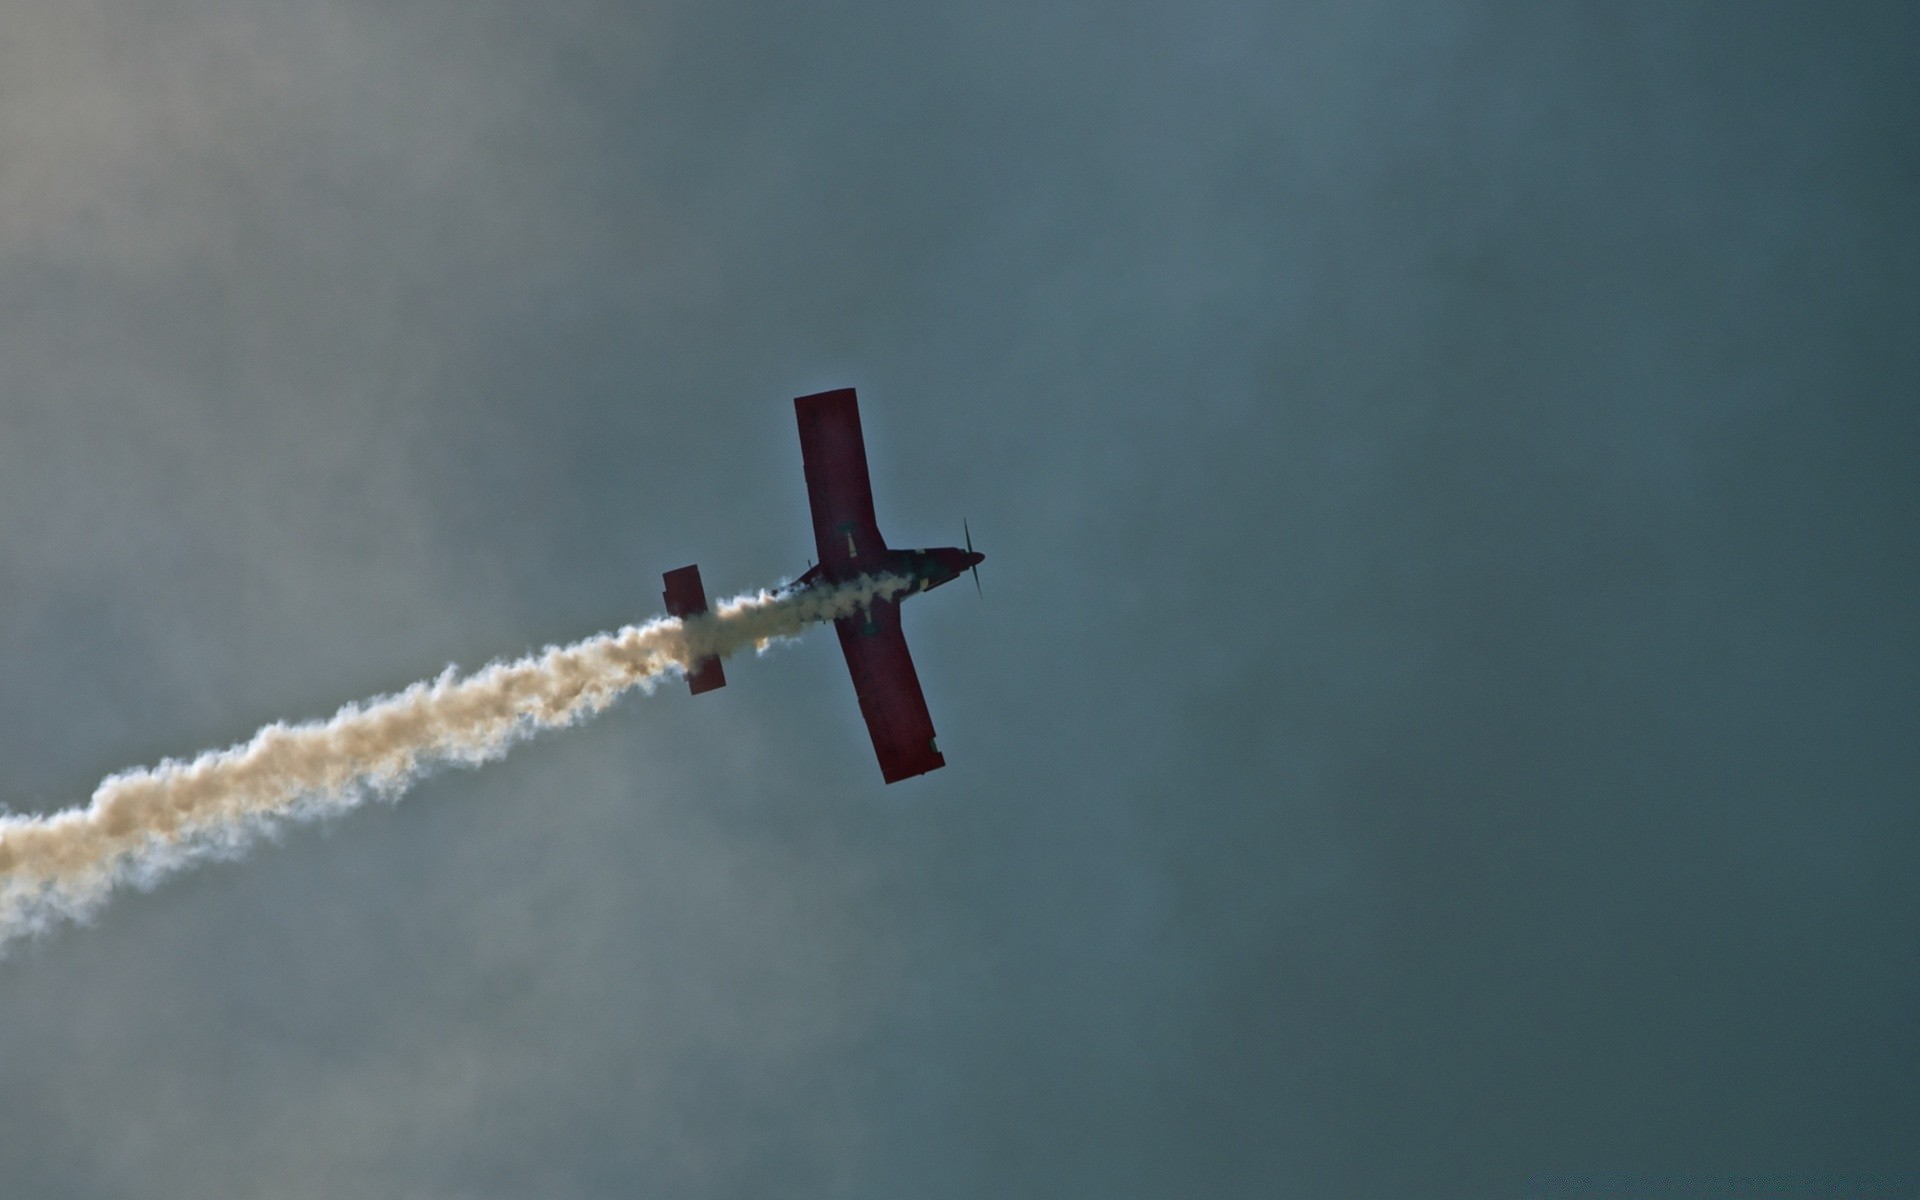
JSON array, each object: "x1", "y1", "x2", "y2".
[{"x1": 1, "y1": 2, "x2": 1915, "y2": 1196}]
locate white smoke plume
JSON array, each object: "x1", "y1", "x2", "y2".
[{"x1": 0, "y1": 575, "x2": 909, "y2": 951}]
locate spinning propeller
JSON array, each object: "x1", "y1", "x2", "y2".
[{"x1": 965, "y1": 519, "x2": 982, "y2": 598}]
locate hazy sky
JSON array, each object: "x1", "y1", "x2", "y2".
[{"x1": 1, "y1": 3, "x2": 1915, "y2": 1197}]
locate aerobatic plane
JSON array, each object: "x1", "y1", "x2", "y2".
[{"x1": 660, "y1": 388, "x2": 984, "y2": 783}]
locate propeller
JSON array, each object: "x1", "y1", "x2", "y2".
[{"x1": 965, "y1": 519, "x2": 982, "y2": 598}]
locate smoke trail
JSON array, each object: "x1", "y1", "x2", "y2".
[{"x1": 0, "y1": 575, "x2": 908, "y2": 950}]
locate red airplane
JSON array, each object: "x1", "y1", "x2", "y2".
[{"x1": 661, "y1": 388, "x2": 984, "y2": 783}]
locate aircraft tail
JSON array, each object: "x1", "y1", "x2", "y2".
[{"x1": 661, "y1": 565, "x2": 727, "y2": 694}]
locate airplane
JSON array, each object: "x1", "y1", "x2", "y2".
[{"x1": 660, "y1": 387, "x2": 984, "y2": 783}]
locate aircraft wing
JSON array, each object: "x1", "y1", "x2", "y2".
[
  {"x1": 834, "y1": 598, "x2": 946, "y2": 783},
  {"x1": 796, "y1": 388, "x2": 887, "y2": 567}
]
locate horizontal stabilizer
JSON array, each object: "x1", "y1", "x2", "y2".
[{"x1": 662, "y1": 564, "x2": 727, "y2": 695}]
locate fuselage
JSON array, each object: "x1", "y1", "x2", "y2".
[{"x1": 796, "y1": 546, "x2": 983, "y2": 598}]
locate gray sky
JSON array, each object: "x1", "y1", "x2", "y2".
[{"x1": 1, "y1": 2, "x2": 1915, "y2": 1197}]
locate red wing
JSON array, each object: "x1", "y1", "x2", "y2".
[
  {"x1": 834, "y1": 598, "x2": 945, "y2": 784},
  {"x1": 796, "y1": 388, "x2": 887, "y2": 568}
]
